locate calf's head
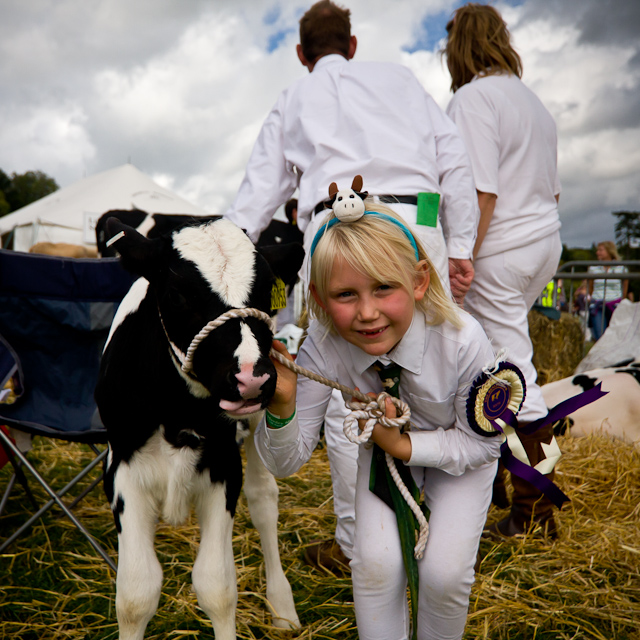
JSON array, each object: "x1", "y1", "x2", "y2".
[{"x1": 106, "y1": 217, "x2": 304, "y2": 417}]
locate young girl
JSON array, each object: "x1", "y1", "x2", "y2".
[{"x1": 254, "y1": 199, "x2": 501, "y2": 640}]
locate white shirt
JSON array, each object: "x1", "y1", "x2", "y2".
[
  {"x1": 446, "y1": 73, "x2": 561, "y2": 258},
  {"x1": 225, "y1": 55, "x2": 479, "y2": 260},
  {"x1": 589, "y1": 264, "x2": 627, "y2": 301},
  {"x1": 255, "y1": 308, "x2": 502, "y2": 478}
]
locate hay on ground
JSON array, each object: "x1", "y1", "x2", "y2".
[{"x1": 1, "y1": 431, "x2": 639, "y2": 639}]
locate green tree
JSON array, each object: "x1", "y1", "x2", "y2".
[
  {"x1": 0, "y1": 192, "x2": 9, "y2": 218},
  {"x1": 0, "y1": 169, "x2": 11, "y2": 217},
  {"x1": 613, "y1": 210, "x2": 640, "y2": 260},
  {"x1": 0, "y1": 169, "x2": 59, "y2": 217}
]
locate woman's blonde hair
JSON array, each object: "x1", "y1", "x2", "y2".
[
  {"x1": 597, "y1": 241, "x2": 620, "y2": 260},
  {"x1": 308, "y1": 201, "x2": 463, "y2": 332},
  {"x1": 444, "y1": 3, "x2": 522, "y2": 92}
]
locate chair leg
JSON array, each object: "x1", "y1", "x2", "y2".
[
  {"x1": 60, "y1": 472, "x2": 104, "y2": 512},
  {"x1": 0, "y1": 430, "x2": 116, "y2": 572},
  {"x1": 0, "y1": 441, "x2": 40, "y2": 510}
]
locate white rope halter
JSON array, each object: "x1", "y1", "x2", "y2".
[{"x1": 176, "y1": 306, "x2": 429, "y2": 559}]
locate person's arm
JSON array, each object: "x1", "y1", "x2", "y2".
[
  {"x1": 473, "y1": 191, "x2": 497, "y2": 259},
  {"x1": 445, "y1": 86, "x2": 500, "y2": 267},
  {"x1": 587, "y1": 267, "x2": 595, "y2": 296},
  {"x1": 404, "y1": 323, "x2": 502, "y2": 475},
  {"x1": 358, "y1": 394, "x2": 412, "y2": 461},
  {"x1": 427, "y1": 96, "x2": 480, "y2": 263},
  {"x1": 254, "y1": 335, "x2": 332, "y2": 477},
  {"x1": 448, "y1": 258, "x2": 474, "y2": 306},
  {"x1": 266, "y1": 339, "x2": 297, "y2": 420},
  {"x1": 448, "y1": 189, "x2": 495, "y2": 305},
  {"x1": 224, "y1": 95, "x2": 298, "y2": 242}
]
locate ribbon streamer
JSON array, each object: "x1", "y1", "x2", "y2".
[{"x1": 487, "y1": 383, "x2": 609, "y2": 508}]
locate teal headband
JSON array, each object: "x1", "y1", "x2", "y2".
[{"x1": 309, "y1": 211, "x2": 420, "y2": 261}]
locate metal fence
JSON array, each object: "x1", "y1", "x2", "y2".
[{"x1": 545, "y1": 260, "x2": 640, "y2": 343}]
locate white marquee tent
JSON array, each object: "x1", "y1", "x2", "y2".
[{"x1": 0, "y1": 164, "x2": 212, "y2": 252}]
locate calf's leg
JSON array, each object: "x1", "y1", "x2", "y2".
[
  {"x1": 193, "y1": 478, "x2": 238, "y2": 640},
  {"x1": 114, "y1": 473, "x2": 163, "y2": 640},
  {"x1": 243, "y1": 421, "x2": 300, "y2": 629}
]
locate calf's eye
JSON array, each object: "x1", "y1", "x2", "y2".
[{"x1": 167, "y1": 289, "x2": 187, "y2": 308}]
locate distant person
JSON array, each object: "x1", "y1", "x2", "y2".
[
  {"x1": 256, "y1": 198, "x2": 304, "y2": 248},
  {"x1": 225, "y1": 0, "x2": 480, "y2": 571},
  {"x1": 588, "y1": 241, "x2": 629, "y2": 340},
  {"x1": 444, "y1": 3, "x2": 562, "y2": 538}
]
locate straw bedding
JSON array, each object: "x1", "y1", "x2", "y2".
[
  {"x1": 1, "y1": 431, "x2": 638, "y2": 639},
  {"x1": 1, "y1": 309, "x2": 638, "y2": 639}
]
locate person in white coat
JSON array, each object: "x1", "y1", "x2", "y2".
[{"x1": 444, "y1": 3, "x2": 562, "y2": 538}]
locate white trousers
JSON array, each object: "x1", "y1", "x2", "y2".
[
  {"x1": 464, "y1": 232, "x2": 562, "y2": 422},
  {"x1": 351, "y1": 445, "x2": 496, "y2": 640},
  {"x1": 301, "y1": 203, "x2": 451, "y2": 558}
]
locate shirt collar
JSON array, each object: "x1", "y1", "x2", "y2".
[
  {"x1": 347, "y1": 307, "x2": 428, "y2": 376},
  {"x1": 312, "y1": 54, "x2": 349, "y2": 72}
]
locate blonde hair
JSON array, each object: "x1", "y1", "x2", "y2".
[
  {"x1": 597, "y1": 241, "x2": 620, "y2": 260},
  {"x1": 444, "y1": 3, "x2": 522, "y2": 93},
  {"x1": 308, "y1": 201, "x2": 463, "y2": 332}
]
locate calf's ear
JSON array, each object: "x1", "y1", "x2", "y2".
[
  {"x1": 257, "y1": 242, "x2": 305, "y2": 290},
  {"x1": 105, "y1": 218, "x2": 164, "y2": 281}
]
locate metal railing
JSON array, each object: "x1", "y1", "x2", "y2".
[{"x1": 544, "y1": 260, "x2": 640, "y2": 342}]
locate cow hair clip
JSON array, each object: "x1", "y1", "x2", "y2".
[
  {"x1": 309, "y1": 175, "x2": 419, "y2": 260},
  {"x1": 326, "y1": 174, "x2": 368, "y2": 222}
]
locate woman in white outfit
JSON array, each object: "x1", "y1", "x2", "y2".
[{"x1": 444, "y1": 3, "x2": 562, "y2": 538}]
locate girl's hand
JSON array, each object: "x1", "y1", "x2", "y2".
[
  {"x1": 267, "y1": 339, "x2": 297, "y2": 419},
  {"x1": 352, "y1": 392, "x2": 412, "y2": 462}
]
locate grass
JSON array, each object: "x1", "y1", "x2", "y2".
[{"x1": 1, "y1": 433, "x2": 639, "y2": 639}]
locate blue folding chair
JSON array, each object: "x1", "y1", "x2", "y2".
[{"x1": 0, "y1": 249, "x2": 133, "y2": 572}]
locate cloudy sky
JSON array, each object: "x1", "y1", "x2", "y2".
[{"x1": 0, "y1": 0, "x2": 638, "y2": 248}]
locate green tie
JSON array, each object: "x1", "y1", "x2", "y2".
[
  {"x1": 370, "y1": 361, "x2": 418, "y2": 509},
  {"x1": 371, "y1": 361, "x2": 429, "y2": 640}
]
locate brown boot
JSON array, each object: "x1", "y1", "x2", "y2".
[
  {"x1": 485, "y1": 424, "x2": 558, "y2": 540},
  {"x1": 303, "y1": 539, "x2": 351, "y2": 575},
  {"x1": 491, "y1": 459, "x2": 510, "y2": 509}
]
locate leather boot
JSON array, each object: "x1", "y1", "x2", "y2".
[
  {"x1": 485, "y1": 424, "x2": 558, "y2": 540},
  {"x1": 303, "y1": 539, "x2": 351, "y2": 575},
  {"x1": 491, "y1": 459, "x2": 510, "y2": 509}
]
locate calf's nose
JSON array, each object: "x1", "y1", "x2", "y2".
[{"x1": 235, "y1": 363, "x2": 269, "y2": 399}]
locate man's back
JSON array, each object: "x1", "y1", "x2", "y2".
[{"x1": 278, "y1": 55, "x2": 446, "y2": 226}]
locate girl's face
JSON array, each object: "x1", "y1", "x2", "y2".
[
  {"x1": 596, "y1": 244, "x2": 612, "y2": 261},
  {"x1": 311, "y1": 256, "x2": 429, "y2": 356}
]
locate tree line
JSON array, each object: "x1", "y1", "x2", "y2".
[{"x1": 0, "y1": 169, "x2": 59, "y2": 217}]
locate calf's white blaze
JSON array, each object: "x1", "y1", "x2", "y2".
[
  {"x1": 235, "y1": 322, "x2": 261, "y2": 368},
  {"x1": 173, "y1": 220, "x2": 256, "y2": 309}
]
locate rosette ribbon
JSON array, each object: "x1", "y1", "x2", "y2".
[{"x1": 467, "y1": 360, "x2": 608, "y2": 509}]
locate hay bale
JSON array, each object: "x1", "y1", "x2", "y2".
[{"x1": 529, "y1": 309, "x2": 583, "y2": 385}]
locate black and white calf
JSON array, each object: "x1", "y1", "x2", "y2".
[
  {"x1": 543, "y1": 360, "x2": 640, "y2": 449},
  {"x1": 95, "y1": 217, "x2": 304, "y2": 640}
]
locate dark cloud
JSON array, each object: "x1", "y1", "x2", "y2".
[
  {"x1": 584, "y1": 84, "x2": 640, "y2": 131},
  {"x1": 517, "y1": 0, "x2": 640, "y2": 48}
]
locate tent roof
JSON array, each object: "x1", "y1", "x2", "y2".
[{"x1": 0, "y1": 164, "x2": 211, "y2": 235}]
